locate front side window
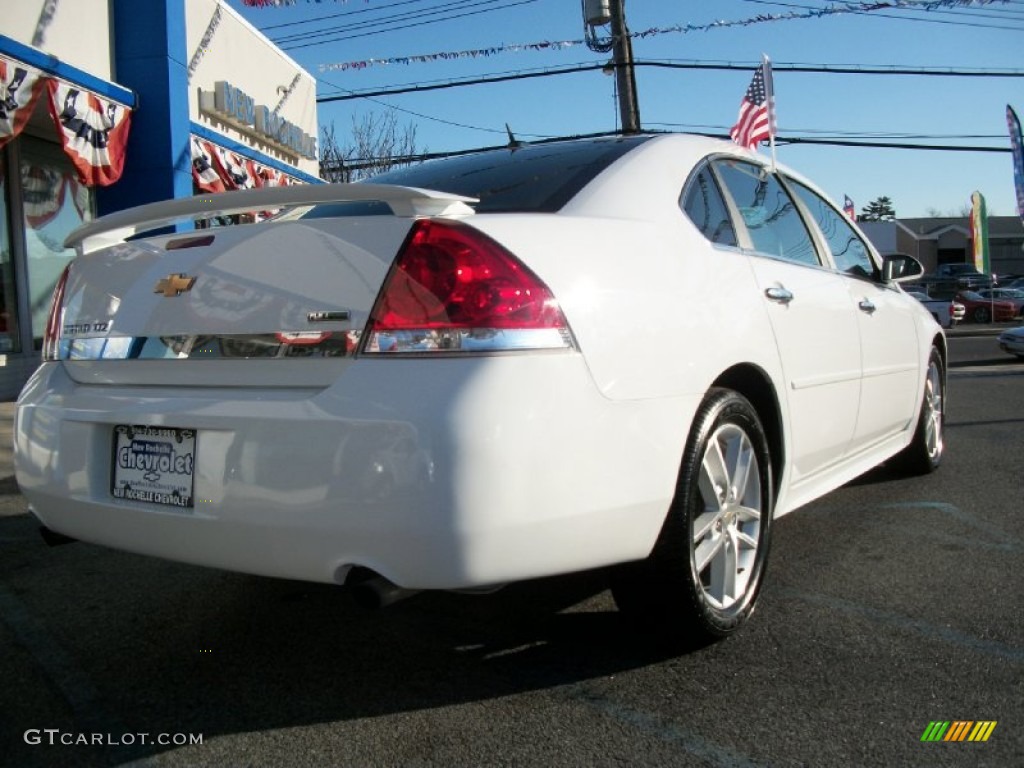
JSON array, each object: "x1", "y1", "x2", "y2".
[
  {"x1": 681, "y1": 165, "x2": 737, "y2": 246},
  {"x1": 789, "y1": 180, "x2": 877, "y2": 279},
  {"x1": 20, "y1": 136, "x2": 94, "y2": 350},
  {"x1": 713, "y1": 160, "x2": 819, "y2": 267}
]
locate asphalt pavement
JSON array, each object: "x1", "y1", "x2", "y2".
[{"x1": 1, "y1": 331, "x2": 1022, "y2": 767}]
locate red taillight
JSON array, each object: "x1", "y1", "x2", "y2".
[
  {"x1": 363, "y1": 220, "x2": 573, "y2": 354},
  {"x1": 42, "y1": 263, "x2": 72, "y2": 361}
]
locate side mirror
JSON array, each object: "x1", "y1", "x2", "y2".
[{"x1": 882, "y1": 253, "x2": 924, "y2": 283}]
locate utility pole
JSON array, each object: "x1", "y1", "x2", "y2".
[
  {"x1": 583, "y1": 0, "x2": 640, "y2": 133},
  {"x1": 609, "y1": 0, "x2": 640, "y2": 133}
]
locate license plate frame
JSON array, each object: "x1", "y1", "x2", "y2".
[{"x1": 111, "y1": 425, "x2": 197, "y2": 509}]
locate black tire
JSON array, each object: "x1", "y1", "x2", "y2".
[
  {"x1": 891, "y1": 347, "x2": 945, "y2": 476},
  {"x1": 973, "y1": 306, "x2": 990, "y2": 323},
  {"x1": 611, "y1": 388, "x2": 773, "y2": 646}
]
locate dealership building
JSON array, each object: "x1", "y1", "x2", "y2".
[{"x1": 1, "y1": 0, "x2": 320, "y2": 398}]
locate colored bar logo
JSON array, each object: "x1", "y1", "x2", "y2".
[{"x1": 921, "y1": 721, "x2": 997, "y2": 742}]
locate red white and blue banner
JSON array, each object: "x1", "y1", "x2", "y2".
[
  {"x1": 46, "y1": 79, "x2": 132, "y2": 187},
  {"x1": 191, "y1": 135, "x2": 301, "y2": 193},
  {"x1": 3, "y1": 54, "x2": 133, "y2": 187},
  {"x1": 1008, "y1": 104, "x2": 1024, "y2": 222},
  {"x1": 190, "y1": 137, "x2": 226, "y2": 193},
  {"x1": 0, "y1": 57, "x2": 46, "y2": 148}
]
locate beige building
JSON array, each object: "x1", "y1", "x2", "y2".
[
  {"x1": 1, "y1": 0, "x2": 320, "y2": 399},
  {"x1": 860, "y1": 217, "x2": 1024, "y2": 277}
]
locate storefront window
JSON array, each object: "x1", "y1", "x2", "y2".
[
  {"x1": 0, "y1": 149, "x2": 21, "y2": 353},
  {"x1": 20, "y1": 136, "x2": 93, "y2": 350}
]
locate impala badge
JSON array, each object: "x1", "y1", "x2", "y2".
[{"x1": 154, "y1": 273, "x2": 197, "y2": 297}]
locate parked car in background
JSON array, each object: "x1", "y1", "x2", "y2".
[
  {"x1": 976, "y1": 288, "x2": 1024, "y2": 317},
  {"x1": 930, "y1": 263, "x2": 995, "y2": 289},
  {"x1": 997, "y1": 326, "x2": 1024, "y2": 359},
  {"x1": 14, "y1": 133, "x2": 947, "y2": 647},
  {"x1": 905, "y1": 290, "x2": 965, "y2": 328},
  {"x1": 954, "y1": 291, "x2": 1017, "y2": 323}
]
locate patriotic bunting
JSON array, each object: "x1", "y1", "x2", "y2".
[
  {"x1": 3, "y1": 54, "x2": 134, "y2": 186},
  {"x1": 1, "y1": 57, "x2": 46, "y2": 148},
  {"x1": 191, "y1": 135, "x2": 302, "y2": 192},
  {"x1": 210, "y1": 145, "x2": 257, "y2": 190},
  {"x1": 46, "y1": 80, "x2": 132, "y2": 186},
  {"x1": 191, "y1": 136, "x2": 225, "y2": 193}
]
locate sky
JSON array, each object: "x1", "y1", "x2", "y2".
[{"x1": 225, "y1": 0, "x2": 1024, "y2": 219}]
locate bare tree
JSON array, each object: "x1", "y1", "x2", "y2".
[{"x1": 319, "y1": 112, "x2": 422, "y2": 183}]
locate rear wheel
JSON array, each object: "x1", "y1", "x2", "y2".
[
  {"x1": 973, "y1": 306, "x2": 990, "y2": 323},
  {"x1": 611, "y1": 388, "x2": 773, "y2": 645},
  {"x1": 892, "y1": 347, "x2": 944, "y2": 475}
]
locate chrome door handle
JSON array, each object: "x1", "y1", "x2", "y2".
[
  {"x1": 858, "y1": 299, "x2": 877, "y2": 314},
  {"x1": 765, "y1": 286, "x2": 794, "y2": 304}
]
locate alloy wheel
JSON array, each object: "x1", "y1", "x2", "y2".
[{"x1": 693, "y1": 423, "x2": 763, "y2": 610}]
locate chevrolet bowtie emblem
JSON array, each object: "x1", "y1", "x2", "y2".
[{"x1": 154, "y1": 273, "x2": 197, "y2": 297}]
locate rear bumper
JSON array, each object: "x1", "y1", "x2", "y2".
[{"x1": 16, "y1": 357, "x2": 696, "y2": 589}]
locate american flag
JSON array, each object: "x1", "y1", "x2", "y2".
[
  {"x1": 843, "y1": 195, "x2": 856, "y2": 220},
  {"x1": 730, "y1": 58, "x2": 775, "y2": 151}
]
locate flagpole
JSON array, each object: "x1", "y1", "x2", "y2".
[{"x1": 764, "y1": 54, "x2": 777, "y2": 172}]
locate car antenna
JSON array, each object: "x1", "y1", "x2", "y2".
[{"x1": 505, "y1": 123, "x2": 522, "y2": 149}]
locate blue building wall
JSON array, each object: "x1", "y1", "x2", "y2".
[{"x1": 98, "y1": 0, "x2": 193, "y2": 217}]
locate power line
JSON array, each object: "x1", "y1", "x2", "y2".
[
  {"x1": 316, "y1": 59, "x2": 1024, "y2": 103},
  {"x1": 271, "y1": 0, "x2": 522, "y2": 44},
  {"x1": 316, "y1": 0, "x2": 1023, "y2": 72},
  {"x1": 258, "y1": 0, "x2": 434, "y2": 32},
  {"x1": 278, "y1": 0, "x2": 540, "y2": 51},
  {"x1": 739, "y1": 0, "x2": 1024, "y2": 31}
]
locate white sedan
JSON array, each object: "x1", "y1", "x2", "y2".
[
  {"x1": 998, "y1": 326, "x2": 1024, "y2": 358},
  {"x1": 15, "y1": 134, "x2": 946, "y2": 645}
]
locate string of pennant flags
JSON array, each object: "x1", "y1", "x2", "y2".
[{"x1": 316, "y1": 0, "x2": 1006, "y2": 72}]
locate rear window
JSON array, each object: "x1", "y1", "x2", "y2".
[{"x1": 363, "y1": 136, "x2": 651, "y2": 213}]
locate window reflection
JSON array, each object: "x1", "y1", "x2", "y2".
[
  {"x1": 714, "y1": 160, "x2": 819, "y2": 267},
  {"x1": 0, "y1": 150, "x2": 20, "y2": 352},
  {"x1": 20, "y1": 136, "x2": 93, "y2": 350},
  {"x1": 681, "y1": 167, "x2": 737, "y2": 246},
  {"x1": 789, "y1": 180, "x2": 876, "y2": 279}
]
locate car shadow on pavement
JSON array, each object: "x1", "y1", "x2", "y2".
[{"x1": 1, "y1": 513, "x2": 688, "y2": 767}]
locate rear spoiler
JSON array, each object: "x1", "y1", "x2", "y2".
[{"x1": 66, "y1": 184, "x2": 478, "y2": 255}]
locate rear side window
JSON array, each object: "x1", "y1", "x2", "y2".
[
  {"x1": 681, "y1": 166, "x2": 737, "y2": 246},
  {"x1": 714, "y1": 160, "x2": 820, "y2": 267},
  {"x1": 366, "y1": 136, "x2": 651, "y2": 213},
  {"x1": 788, "y1": 180, "x2": 877, "y2": 279}
]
